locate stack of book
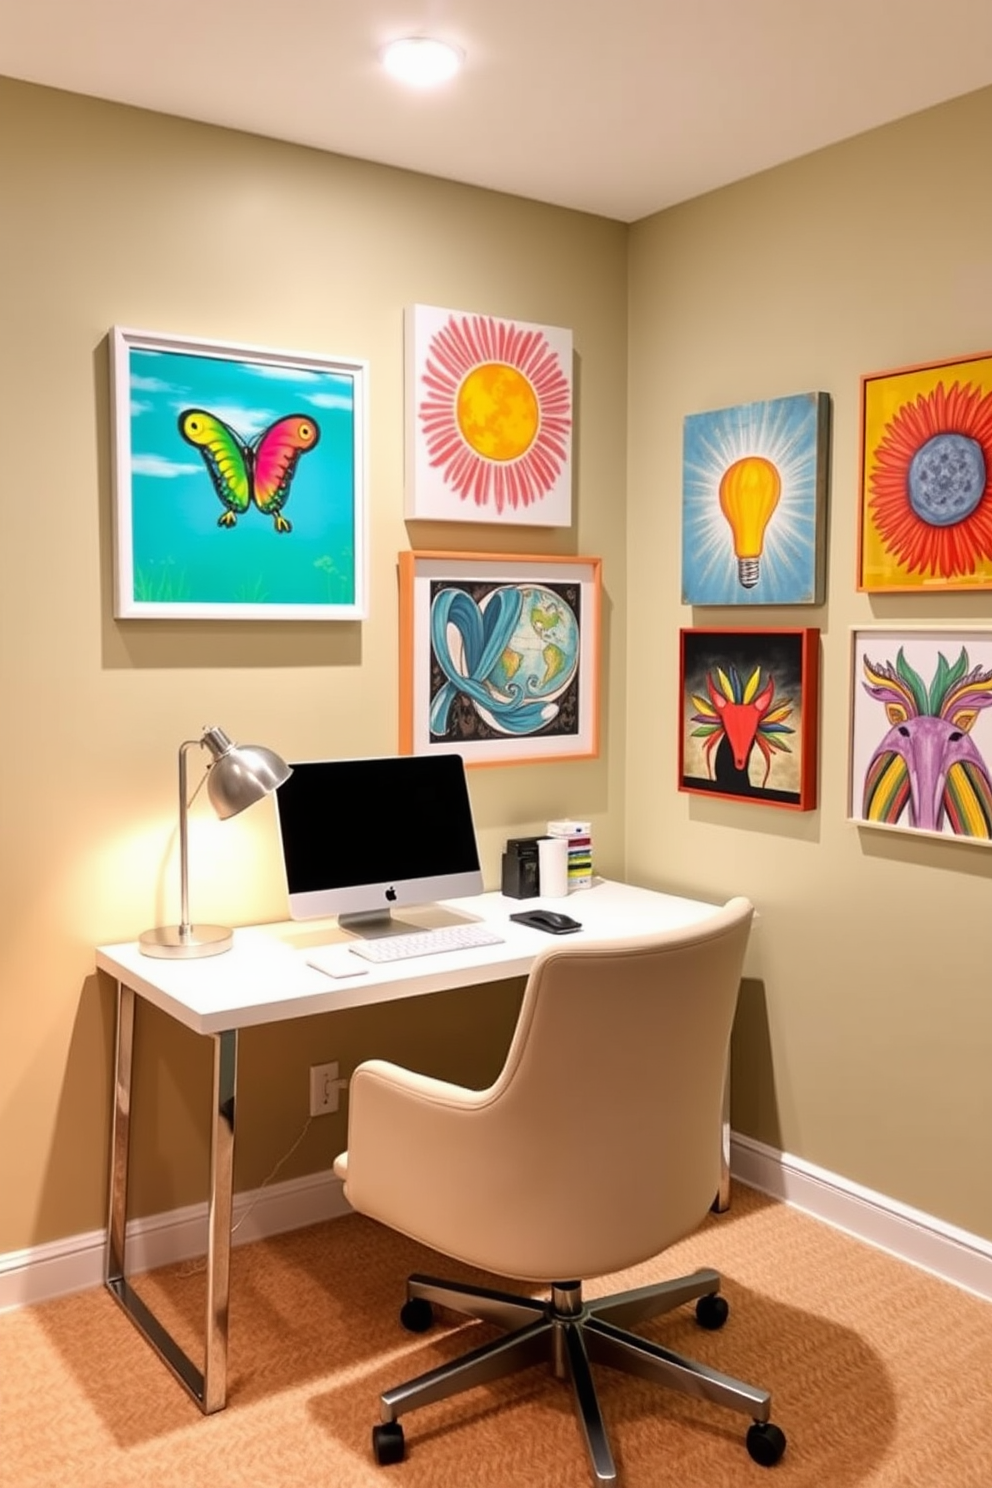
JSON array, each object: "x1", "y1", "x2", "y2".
[{"x1": 546, "y1": 819, "x2": 592, "y2": 891}]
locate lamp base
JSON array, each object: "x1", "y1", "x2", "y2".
[{"x1": 139, "y1": 924, "x2": 234, "y2": 959}]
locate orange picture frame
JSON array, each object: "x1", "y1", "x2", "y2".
[{"x1": 399, "y1": 551, "x2": 601, "y2": 766}]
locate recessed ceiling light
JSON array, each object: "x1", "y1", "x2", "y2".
[{"x1": 381, "y1": 37, "x2": 463, "y2": 88}]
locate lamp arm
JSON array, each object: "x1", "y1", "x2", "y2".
[{"x1": 177, "y1": 737, "x2": 203, "y2": 939}]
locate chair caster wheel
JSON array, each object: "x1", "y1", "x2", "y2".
[
  {"x1": 400, "y1": 1296, "x2": 434, "y2": 1332},
  {"x1": 746, "y1": 1420, "x2": 787, "y2": 1466},
  {"x1": 695, "y1": 1292, "x2": 729, "y2": 1330},
  {"x1": 372, "y1": 1421, "x2": 406, "y2": 1465}
]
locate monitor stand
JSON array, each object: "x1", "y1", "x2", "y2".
[{"x1": 337, "y1": 908, "x2": 422, "y2": 940}]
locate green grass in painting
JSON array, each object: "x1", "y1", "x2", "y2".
[
  {"x1": 134, "y1": 562, "x2": 190, "y2": 602},
  {"x1": 233, "y1": 574, "x2": 270, "y2": 604},
  {"x1": 314, "y1": 550, "x2": 355, "y2": 602}
]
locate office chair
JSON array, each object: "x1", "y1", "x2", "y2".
[{"x1": 332, "y1": 897, "x2": 786, "y2": 1483}]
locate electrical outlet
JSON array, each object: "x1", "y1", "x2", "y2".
[{"x1": 309, "y1": 1061, "x2": 341, "y2": 1117}]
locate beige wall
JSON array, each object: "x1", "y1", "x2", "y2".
[
  {"x1": 627, "y1": 86, "x2": 992, "y2": 1240},
  {"x1": 0, "y1": 78, "x2": 629, "y2": 1250},
  {"x1": 4, "y1": 72, "x2": 992, "y2": 1262}
]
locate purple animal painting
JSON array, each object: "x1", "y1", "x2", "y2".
[{"x1": 861, "y1": 647, "x2": 992, "y2": 836}]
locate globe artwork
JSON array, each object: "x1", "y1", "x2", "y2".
[{"x1": 430, "y1": 582, "x2": 581, "y2": 740}]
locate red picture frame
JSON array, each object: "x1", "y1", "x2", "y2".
[{"x1": 679, "y1": 628, "x2": 819, "y2": 811}]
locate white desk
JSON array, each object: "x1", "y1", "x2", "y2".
[{"x1": 97, "y1": 878, "x2": 730, "y2": 1414}]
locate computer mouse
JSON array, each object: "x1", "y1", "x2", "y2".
[{"x1": 509, "y1": 909, "x2": 583, "y2": 934}]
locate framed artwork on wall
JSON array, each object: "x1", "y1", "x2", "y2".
[
  {"x1": 399, "y1": 551, "x2": 601, "y2": 765},
  {"x1": 681, "y1": 391, "x2": 830, "y2": 605},
  {"x1": 849, "y1": 627, "x2": 992, "y2": 844},
  {"x1": 858, "y1": 349, "x2": 992, "y2": 593},
  {"x1": 111, "y1": 326, "x2": 368, "y2": 619},
  {"x1": 679, "y1": 627, "x2": 819, "y2": 810},
  {"x1": 404, "y1": 304, "x2": 573, "y2": 527}
]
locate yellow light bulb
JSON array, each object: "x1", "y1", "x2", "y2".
[{"x1": 718, "y1": 455, "x2": 781, "y2": 589}]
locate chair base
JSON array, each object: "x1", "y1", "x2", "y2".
[{"x1": 373, "y1": 1267, "x2": 784, "y2": 1483}]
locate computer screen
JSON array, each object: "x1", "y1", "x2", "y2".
[{"x1": 273, "y1": 753, "x2": 483, "y2": 930}]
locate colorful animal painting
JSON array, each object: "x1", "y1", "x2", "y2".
[
  {"x1": 860, "y1": 648, "x2": 992, "y2": 836},
  {"x1": 679, "y1": 629, "x2": 818, "y2": 810},
  {"x1": 688, "y1": 665, "x2": 795, "y2": 791},
  {"x1": 112, "y1": 326, "x2": 367, "y2": 619},
  {"x1": 179, "y1": 409, "x2": 320, "y2": 532}
]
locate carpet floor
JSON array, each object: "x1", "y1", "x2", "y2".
[{"x1": 2, "y1": 1184, "x2": 990, "y2": 1486}]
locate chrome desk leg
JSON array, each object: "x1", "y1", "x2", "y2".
[
  {"x1": 105, "y1": 978, "x2": 238, "y2": 1414},
  {"x1": 106, "y1": 980, "x2": 134, "y2": 1289},
  {"x1": 712, "y1": 1066, "x2": 732, "y2": 1214},
  {"x1": 204, "y1": 1028, "x2": 237, "y2": 1413}
]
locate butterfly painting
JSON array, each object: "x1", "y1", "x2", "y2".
[
  {"x1": 112, "y1": 326, "x2": 368, "y2": 620},
  {"x1": 179, "y1": 409, "x2": 320, "y2": 532}
]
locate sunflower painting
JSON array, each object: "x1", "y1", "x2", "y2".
[
  {"x1": 859, "y1": 351, "x2": 992, "y2": 592},
  {"x1": 404, "y1": 305, "x2": 573, "y2": 527}
]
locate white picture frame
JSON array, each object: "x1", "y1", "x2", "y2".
[
  {"x1": 404, "y1": 304, "x2": 573, "y2": 527},
  {"x1": 849, "y1": 625, "x2": 992, "y2": 845},
  {"x1": 111, "y1": 326, "x2": 369, "y2": 620}
]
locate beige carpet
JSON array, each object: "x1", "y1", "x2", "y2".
[{"x1": 3, "y1": 1185, "x2": 991, "y2": 1487}]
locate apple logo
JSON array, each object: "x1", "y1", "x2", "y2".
[{"x1": 385, "y1": 886, "x2": 397, "y2": 902}]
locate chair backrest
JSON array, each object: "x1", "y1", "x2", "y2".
[{"x1": 460, "y1": 897, "x2": 754, "y2": 1280}]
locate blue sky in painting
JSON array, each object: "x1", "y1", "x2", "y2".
[{"x1": 125, "y1": 346, "x2": 357, "y2": 607}]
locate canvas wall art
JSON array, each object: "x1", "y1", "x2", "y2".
[
  {"x1": 679, "y1": 628, "x2": 819, "y2": 810},
  {"x1": 404, "y1": 304, "x2": 573, "y2": 527},
  {"x1": 681, "y1": 391, "x2": 829, "y2": 605},
  {"x1": 849, "y1": 628, "x2": 992, "y2": 843},
  {"x1": 858, "y1": 350, "x2": 992, "y2": 593},
  {"x1": 112, "y1": 327, "x2": 368, "y2": 619},
  {"x1": 399, "y1": 551, "x2": 600, "y2": 765}
]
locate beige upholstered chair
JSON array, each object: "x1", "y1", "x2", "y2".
[{"x1": 333, "y1": 897, "x2": 786, "y2": 1482}]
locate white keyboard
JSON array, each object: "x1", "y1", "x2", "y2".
[{"x1": 348, "y1": 922, "x2": 505, "y2": 964}]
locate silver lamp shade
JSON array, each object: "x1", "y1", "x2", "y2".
[{"x1": 139, "y1": 726, "x2": 292, "y2": 960}]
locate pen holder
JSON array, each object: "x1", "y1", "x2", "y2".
[{"x1": 537, "y1": 836, "x2": 569, "y2": 897}]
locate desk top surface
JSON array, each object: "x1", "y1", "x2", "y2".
[{"x1": 96, "y1": 878, "x2": 723, "y2": 1035}]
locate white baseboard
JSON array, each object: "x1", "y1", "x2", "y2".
[
  {"x1": 0, "y1": 1169, "x2": 350, "y2": 1314},
  {"x1": 730, "y1": 1133, "x2": 992, "y2": 1302},
  {"x1": 5, "y1": 1140, "x2": 992, "y2": 1314}
]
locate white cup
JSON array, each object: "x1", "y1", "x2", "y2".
[{"x1": 537, "y1": 836, "x2": 569, "y2": 898}]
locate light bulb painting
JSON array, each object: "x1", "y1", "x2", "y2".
[
  {"x1": 849, "y1": 629, "x2": 992, "y2": 844},
  {"x1": 405, "y1": 304, "x2": 573, "y2": 527},
  {"x1": 858, "y1": 351, "x2": 992, "y2": 592},
  {"x1": 679, "y1": 628, "x2": 819, "y2": 811},
  {"x1": 682, "y1": 392, "x2": 830, "y2": 605},
  {"x1": 718, "y1": 456, "x2": 781, "y2": 588}
]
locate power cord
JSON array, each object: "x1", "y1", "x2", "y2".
[{"x1": 175, "y1": 1110, "x2": 321, "y2": 1276}]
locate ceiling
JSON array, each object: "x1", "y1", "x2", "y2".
[{"x1": 3, "y1": 1, "x2": 992, "y2": 222}]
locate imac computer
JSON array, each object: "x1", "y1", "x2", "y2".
[{"x1": 273, "y1": 753, "x2": 484, "y2": 936}]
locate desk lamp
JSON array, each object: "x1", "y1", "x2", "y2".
[{"x1": 139, "y1": 725, "x2": 292, "y2": 960}]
